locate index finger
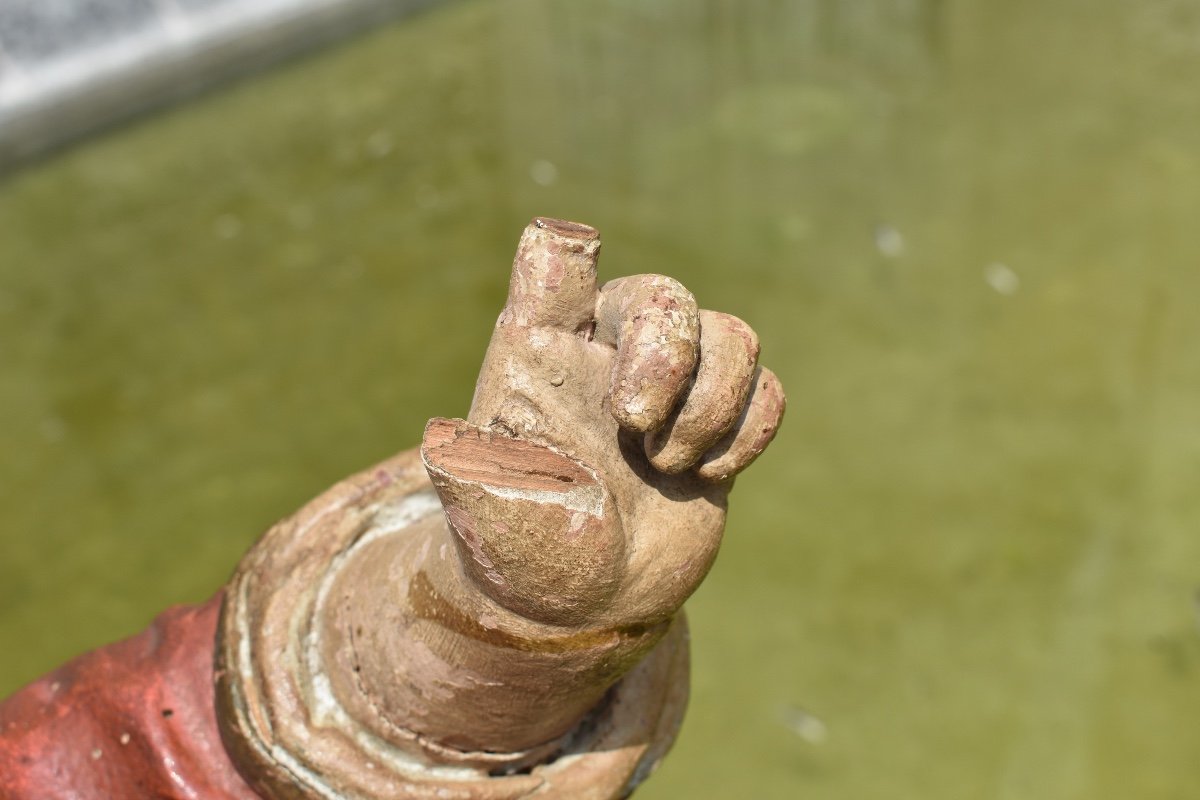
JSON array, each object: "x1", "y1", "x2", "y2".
[{"x1": 502, "y1": 217, "x2": 601, "y2": 332}]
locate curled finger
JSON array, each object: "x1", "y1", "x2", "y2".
[
  {"x1": 645, "y1": 311, "x2": 759, "y2": 473},
  {"x1": 595, "y1": 275, "x2": 701, "y2": 433},
  {"x1": 695, "y1": 366, "x2": 785, "y2": 482}
]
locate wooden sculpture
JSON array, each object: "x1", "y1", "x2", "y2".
[{"x1": 0, "y1": 218, "x2": 784, "y2": 799}]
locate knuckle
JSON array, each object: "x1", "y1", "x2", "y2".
[
  {"x1": 701, "y1": 310, "x2": 760, "y2": 363},
  {"x1": 633, "y1": 276, "x2": 698, "y2": 320},
  {"x1": 693, "y1": 366, "x2": 785, "y2": 481}
]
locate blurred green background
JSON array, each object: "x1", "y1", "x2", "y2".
[{"x1": 2, "y1": 0, "x2": 1199, "y2": 797}]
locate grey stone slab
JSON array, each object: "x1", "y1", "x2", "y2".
[
  {"x1": 0, "y1": 0, "x2": 445, "y2": 169},
  {"x1": 0, "y1": 0, "x2": 162, "y2": 64},
  {"x1": 170, "y1": 0, "x2": 254, "y2": 13}
]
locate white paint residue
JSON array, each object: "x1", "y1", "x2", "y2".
[
  {"x1": 307, "y1": 664, "x2": 338, "y2": 726},
  {"x1": 482, "y1": 482, "x2": 605, "y2": 517},
  {"x1": 504, "y1": 359, "x2": 539, "y2": 396},
  {"x1": 526, "y1": 329, "x2": 552, "y2": 350},
  {"x1": 267, "y1": 746, "x2": 346, "y2": 800},
  {"x1": 305, "y1": 491, "x2": 441, "y2": 727},
  {"x1": 235, "y1": 581, "x2": 258, "y2": 689},
  {"x1": 301, "y1": 490, "x2": 489, "y2": 783},
  {"x1": 369, "y1": 491, "x2": 443, "y2": 532},
  {"x1": 623, "y1": 395, "x2": 648, "y2": 417}
]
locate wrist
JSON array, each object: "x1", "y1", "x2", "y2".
[{"x1": 215, "y1": 448, "x2": 689, "y2": 799}]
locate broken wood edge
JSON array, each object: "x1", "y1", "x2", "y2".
[{"x1": 421, "y1": 417, "x2": 627, "y2": 626}]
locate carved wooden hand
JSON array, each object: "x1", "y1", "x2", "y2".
[{"x1": 424, "y1": 218, "x2": 785, "y2": 629}]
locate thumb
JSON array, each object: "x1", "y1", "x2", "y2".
[{"x1": 421, "y1": 417, "x2": 626, "y2": 626}]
